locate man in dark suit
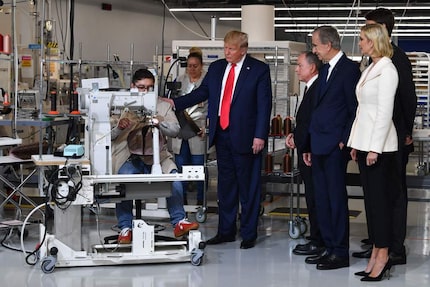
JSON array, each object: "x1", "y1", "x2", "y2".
[
  {"x1": 165, "y1": 30, "x2": 272, "y2": 249},
  {"x1": 286, "y1": 51, "x2": 324, "y2": 256},
  {"x1": 302, "y1": 26, "x2": 360, "y2": 270},
  {"x1": 352, "y1": 8, "x2": 417, "y2": 266}
]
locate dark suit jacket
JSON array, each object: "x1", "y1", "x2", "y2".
[
  {"x1": 174, "y1": 55, "x2": 272, "y2": 154},
  {"x1": 391, "y1": 43, "x2": 417, "y2": 142},
  {"x1": 308, "y1": 54, "x2": 360, "y2": 155},
  {"x1": 294, "y1": 79, "x2": 318, "y2": 154}
]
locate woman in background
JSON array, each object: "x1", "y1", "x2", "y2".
[{"x1": 171, "y1": 48, "x2": 208, "y2": 205}]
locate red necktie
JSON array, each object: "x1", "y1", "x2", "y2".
[{"x1": 220, "y1": 63, "x2": 236, "y2": 129}]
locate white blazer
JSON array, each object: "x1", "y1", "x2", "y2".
[{"x1": 347, "y1": 56, "x2": 399, "y2": 153}]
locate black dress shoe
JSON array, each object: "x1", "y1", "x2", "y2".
[
  {"x1": 354, "y1": 270, "x2": 370, "y2": 277},
  {"x1": 361, "y1": 260, "x2": 392, "y2": 281},
  {"x1": 240, "y1": 239, "x2": 256, "y2": 249},
  {"x1": 305, "y1": 250, "x2": 328, "y2": 264},
  {"x1": 316, "y1": 254, "x2": 350, "y2": 270},
  {"x1": 389, "y1": 251, "x2": 406, "y2": 265},
  {"x1": 293, "y1": 242, "x2": 325, "y2": 256},
  {"x1": 206, "y1": 234, "x2": 235, "y2": 245},
  {"x1": 352, "y1": 247, "x2": 372, "y2": 259}
]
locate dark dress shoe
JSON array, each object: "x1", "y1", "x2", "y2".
[
  {"x1": 352, "y1": 247, "x2": 372, "y2": 258},
  {"x1": 305, "y1": 250, "x2": 328, "y2": 264},
  {"x1": 316, "y1": 254, "x2": 350, "y2": 270},
  {"x1": 389, "y1": 251, "x2": 406, "y2": 265},
  {"x1": 240, "y1": 239, "x2": 256, "y2": 249},
  {"x1": 293, "y1": 242, "x2": 325, "y2": 256},
  {"x1": 206, "y1": 234, "x2": 235, "y2": 245}
]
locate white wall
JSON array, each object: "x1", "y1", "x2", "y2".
[{"x1": 1, "y1": 1, "x2": 239, "y2": 63}]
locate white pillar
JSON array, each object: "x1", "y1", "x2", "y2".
[{"x1": 241, "y1": 5, "x2": 274, "y2": 42}]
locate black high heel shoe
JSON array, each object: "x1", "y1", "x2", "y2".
[
  {"x1": 354, "y1": 270, "x2": 370, "y2": 277},
  {"x1": 361, "y1": 260, "x2": 392, "y2": 282}
]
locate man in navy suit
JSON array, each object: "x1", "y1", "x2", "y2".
[
  {"x1": 165, "y1": 30, "x2": 272, "y2": 249},
  {"x1": 302, "y1": 26, "x2": 360, "y2": 270},
  {"x1": 286, "y1": 51, "x2": 324, "y2": 256}
]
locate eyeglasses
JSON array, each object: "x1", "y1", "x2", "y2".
[{"x1": 134, "y1": 85, "x2": 154, "y2": 92}]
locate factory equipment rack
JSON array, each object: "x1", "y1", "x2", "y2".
[{"x1": 407, "y1": 52, "x2": 430, "y2": 175}]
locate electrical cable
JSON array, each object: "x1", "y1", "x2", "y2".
[
  {"x1": 160, "y1": 0, "x2": 211, "y2": 39},
  {"x1": 398, "y1": 0, "x2": 411, "y2": 25},
  {"x1": 183, "y1": 0, "x2": 209, "y2": 37},
  {"x1": 19, "y1": 202, "x2": 50, "y2": 265}
]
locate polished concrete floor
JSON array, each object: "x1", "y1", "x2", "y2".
[{"x1": 0, "y1": 186, "x2": 430, "y2": 287}]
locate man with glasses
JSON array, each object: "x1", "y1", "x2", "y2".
[{"x1": 111, "y1": 68, "x2": 199, "y2": 244}]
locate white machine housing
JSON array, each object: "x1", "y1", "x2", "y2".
[{"x1": 37, "y1": 76, "x2": 205, "y2": 273}]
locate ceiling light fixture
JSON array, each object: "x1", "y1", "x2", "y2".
[
  {"x1": 219, "y1": 16, "x2": 430, "y2": 21},
  {"x1": 274, "y1": 23, "x2": 430, "y2": 27},
  {"x1": 169, "y1": 6, "x2": 430, "y2": 12}
]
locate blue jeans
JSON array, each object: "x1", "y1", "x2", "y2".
[
  {"x1": 115, "y1": 156, "x2": 185, "y2": 229},
  {"x1": 175, "y1": 140, "x2": 205, "y2": 202}
]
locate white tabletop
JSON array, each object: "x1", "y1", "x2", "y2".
[{"x1": 0, "y1": 137, "x2": 22, "y2": 147}]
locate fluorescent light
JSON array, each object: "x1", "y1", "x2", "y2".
[
  {"x1": 169, "y1": 8, "x2": 241, "y2": 12},
  {"x1": 220, "y1": 16, "x2": 430, "y2": 21},
  {"x1": 169, "y1": 6, "x2": 430, "y2": 12},
  {"x1": 276, "y1": 6, "x2": 430, "y2": 11},
  {"x1": 284, "y1": 29, "x2": 430, "y2": 33},
  {"x1": 275, "y1": 23, "x2": 430, "y2": 27}
]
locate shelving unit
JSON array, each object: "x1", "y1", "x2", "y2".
[
  {"x1": 408, "y1": 52, "x2": 430, "y2": 128},
  {"x1": 407, "y1": 52, "x2": 430, "y2": 175}
]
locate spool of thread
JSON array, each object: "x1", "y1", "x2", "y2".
[
  {"x1": 48, "y1": 91, "x2": 59, "y2": 115},
  {"x1": 283, "y1": 117, "x2": 292, "y2": 135},
  {"x1": 3, "y1": 34, "x2": 11, "y2": 55},
  {"x1": 3, "y1": 92, "x2": 10, "y2": 106},
  {"x1": 0, "y1": 34, "x2": 3, "y2": 53},
  {"x1": 70, "y1": 90, "x2": 80, "y2": 115},
  {"x1": 271, "y1": 114, "x2": 283, "y2": 135},
  {"x1": 265, "y1": 153, "x2": 273, "y2": 173},
  {"x1": 283, "y1": 153, "x2": 291, "y2": 173}
]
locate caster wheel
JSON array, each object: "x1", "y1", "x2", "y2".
[
  {"x1": 41, "y1": 257, "x2": 56, "y2": 274},
  {"x1": 195, "y1": 208, "x2": 207, "y2": 223},
  {"x1": 191, "y1": 253, "x2": 203, "y2": 266},
  {"x1": 288, "y1": 223, "x2": 301, "y2": 239}
]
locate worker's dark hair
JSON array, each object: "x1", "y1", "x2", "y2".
[
  {"x1": 187, "y1": 52, "x2": 203, "y2": 65},
  {"x1": 365, "y1": 8, "x2": 395, "y2": 37},
  {"x1": 132, "y1": 68, "x2": 155, "y2": 84}
]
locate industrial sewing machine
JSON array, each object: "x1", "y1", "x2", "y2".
[{"x1": 35, "y1": 80, "x2": 205, "y2": 273}]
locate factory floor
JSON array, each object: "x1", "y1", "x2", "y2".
[{"x1": 0, "y1": 179, "x2": 429, "y2": 287}]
